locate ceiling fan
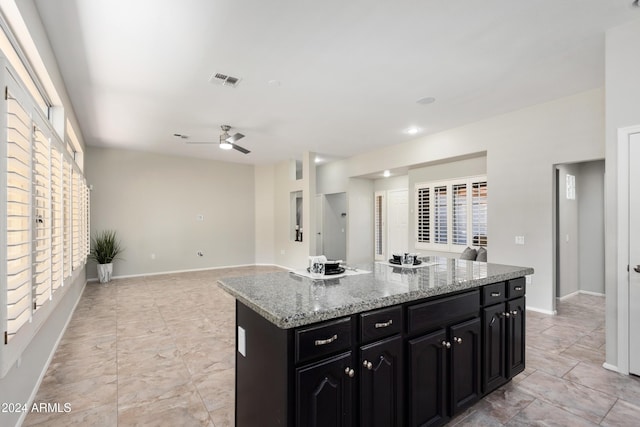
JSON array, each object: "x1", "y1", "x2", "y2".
[{"x1": 183, "y1": 125, "x2": 250, "y2": 154}]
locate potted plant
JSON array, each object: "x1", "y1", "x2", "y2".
[{"x1": 89, "y1": 230, "x2": 124, "y2": 283}]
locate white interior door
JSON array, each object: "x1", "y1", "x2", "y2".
[
  {"x1": 315, "y1": 194, "x2": 323, "y2": 256},
  {"x1": 387, "y1": 189, "x2": 408, "y2": 256},
  {"x1": 629, "y1": 132, "x2": 640, "y2": 375}
]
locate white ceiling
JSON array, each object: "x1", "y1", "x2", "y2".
[{"x1": 32, "y1": 0, "x2": 639, "y2": 165}]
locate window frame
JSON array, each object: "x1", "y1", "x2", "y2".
[{"x1": 414, "y1": 175, "x2": 487, "y2": 253}]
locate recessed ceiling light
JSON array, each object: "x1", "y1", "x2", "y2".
[
  {"x1": 315, "y1": 157, "x2": 321, "y2": 163},
  {"x1": 383, "y1": 170, "x2": 391, "y2": 178},
  {"x1": 416, "y1": 97, "x2": 436, "y2": 105},
  {"x1": 405, "y1": 127, "x2": 420, "y2": 135}
]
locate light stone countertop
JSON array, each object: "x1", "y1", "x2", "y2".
[{"x1": 217, "y1": 256, "x2": 534, "y2": 329}]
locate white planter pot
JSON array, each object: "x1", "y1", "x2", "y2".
[{"x1": 97, "y1": 263, "x2": 113, "y2": 283}]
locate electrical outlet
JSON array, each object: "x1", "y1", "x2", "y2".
[
  {"x1": 197, "y1": 251, "x2": 204, "y2": 257},
  {"x1": 526, "y1": 276, "x2": 532, "y2": 285},
  {"x1": 515, "y1": 236, "x2": 525, "y2": 245},
  {"x1": 196, "y1": 214, "x2": 204, "y2": 221}
]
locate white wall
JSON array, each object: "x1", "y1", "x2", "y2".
[
  {"x1": 604, "y1": 18, "x2": 640, "y2": 370},
  {"x1": 557, "y1": 164, "x2": 580, "y2": 298},
  {"x1": 323, "y1": 193, "x2": 347, "y2": 261},
  {"x1": 334, "y1": 89, "x2": 604, "y2": 313},
  {"x1": 578, "y1": 160, "x2": 605, "y2": 295},
  {"x1": 86, "y1": 146, "x2": 256, "y2": 278},
  {"x1": 347, "y1": 178, "x2": 374, "y2": 265},
  {"x1": 255, "y1": 164, "x2": 275, "y2": 265},
  {"x1": 374, "y1": 175, "x2": 408, "y2": 192}
]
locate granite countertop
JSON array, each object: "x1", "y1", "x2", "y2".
[{"x1": 217, "y1": 256, "x2": 534, "y2": 329}]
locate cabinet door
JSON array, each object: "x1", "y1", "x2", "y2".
[
  {"x1": 360, "y1": 336, "x2": 403, "y2": 427},
  {"x1": 449, "y1": 317, "x2": 481, "y2": 415},
  {"x1": 407, "y1": 329, "x2": 448, "y2": 427},
  {"x1": 296, "y1": 352, "x2": 354, "y2": 427},
  {"x1": 507, "y1": 297, "x2": 526, "y2": 378},
  {"x1": 482, "y1": 303, "x2": 507, "y2": 394}
]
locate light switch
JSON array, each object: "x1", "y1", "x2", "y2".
[{"x1": 197, "y1": 214, "x2": 204, "y2": 221}]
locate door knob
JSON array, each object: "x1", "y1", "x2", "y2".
[{"x1": 635, "y1": 265, "x2": 640, "y2": 273}]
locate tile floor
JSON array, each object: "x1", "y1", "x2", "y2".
[{"x1": 22, "y1": 267, "x2": 640, "y2": 426}]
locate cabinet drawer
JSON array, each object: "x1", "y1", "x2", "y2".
[
  {"x1": 507, "y1": 278, "x2": 526, "y2": 299},
  {"x1": 407, "y1": 290, "x2": 479, "y2": 336},
  {"x1": 482, "y1": 282, "x2": 506, "y2": 305},
  {"x1": 295, "y1": 317, "x2": 352, "y2": 364},
  {"x1": 360, "y1": 306, "x2": 402, "y2": 343}
]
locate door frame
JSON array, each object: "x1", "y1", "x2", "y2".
[{"x1": 616, "y1": 125, "x2": 640, "y2": 375}]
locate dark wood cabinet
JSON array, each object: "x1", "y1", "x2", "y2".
[
  {"x1": 507, "y1": 297, "x2": 526, "y2": 377},
  {"x1": 296, "y1": 351, "x2": 355, "y2": 427},
  {"x1": 450, "y1": 317, "x2": 481, "y2": 414},
  {"x1": 482, "y1": 303, "x2": 507, "y2": 392},
  {"x1": 481, "y1": 281, "x2": 526, "y2": 394},
  {"x1": 234, "y1": 278, "x2": 526, "y2": 427},
  {"x1": 408, "y1": 329, "x2": 448, "y2": 427},
  {"x1": 407, "y1": 317, "x2": 481, "y2": 427},
  {"x1": 359, "y1": 335, "x2": 403, "y2": 427}
]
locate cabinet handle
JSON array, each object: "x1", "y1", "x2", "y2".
[
  {"x1": 511, "y1": 310, "x2": 518, "y2": 317},
  {"x1": 453, "y1": 337, "x2": 463, "y2": 344},
  {"x1": 344, "y1": 367, "x2": 355, "y2": 378},
  {"x1": 514, "y1": 286, "x2": 523, "y2": 291},
  {"x1": 491, "y1": 292, "x2": 501, "y2": 297},
  {"x1": 441, "y1": 340, "x2": 451, "y2": 349},
  {"x1": 374, "y1": 319, "x2": 393, "y2": 329},
  {"x1": 315, "y1": 334, "x2": 338, "y2": 346},
  {"x1": 502, "y1": 312, "x2": 511, "y2": 318},
  {"x1": 363, "y1": 360, "x2": 373, "y2": 370}
]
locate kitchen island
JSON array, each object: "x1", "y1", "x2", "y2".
[{"x1": 218, "y1": 257, "x2": 533, "y2": 427}]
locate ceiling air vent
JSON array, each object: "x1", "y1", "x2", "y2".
[{"x1": 209, "y1": 72, "x2": 241, "y2": 87}]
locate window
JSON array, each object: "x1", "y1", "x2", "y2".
[
  {"x1": 2, "y1": 72, "x2": 88, "y2": 350},
  {"x1": 374, "y1": 192, "x2": 385, "y2": 260},
  {"x1": 415, "y1": 176, "x2": 487, "y2": 252}
]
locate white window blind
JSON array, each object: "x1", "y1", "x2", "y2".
[
  {"x1": 50, "y1": 147, "x2": 63, "y2": 292},
  {"x1": 32, "y1": 124, "x2": 52, "y2": 309},
  {"x1": 62, "y1": 157, "x2": 72, "y2": 278},
  {"x1": 416, "y1": 187, "x2": 430, "y2": 243},
  {"x1": 452, "y1": 184, "x2": 467, "y2": 246},
  {"x1": 5, "y1": 89, "x2": 32, "y2": 342},
  {"x1": 472, "y1": 181, "x2": 488, "y2": 246},
  {"x1": 71, "y1": 169, "x2": 81, "y2": 269},
  {"x1": 433, "y1": 186, "x2": 447, "y2": 244},
  {"x1": 374, "y1": 192, "x2": 384, "y2": 260},
  {"x1": 415, "y1": 176, "x2": 487, "y2": 252}
]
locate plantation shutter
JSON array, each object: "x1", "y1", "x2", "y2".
[
  {"x1": 374, "y1": 192, "x2": 384, "y2": 259},
  {"x1": 62, "y1": 156, "x2": 72, "y2": 278},
  {"x1": 71, "y1": 168, "x2": 81, "y2": 269},
  {"x1": 50, "y1": 146, "x2": 63, "y2": 292},
  {"x1": 5, "y1": 88, "x2": 32, "y2": 342},
  {"x1": 433, "y1": 186, "x2": 447, "y2": 244},
  {"x1": 416, "y1": 186, "x2": 430, "y2": 243},
  {"x1": 452, "y1": 183, "x2": 467, "y2": 246},
  {"x1": 472, "y1": 181, "x2": 488, "y2": 246},
  {"x1": 32, "y1": 123, "x2": 52, "y2": 308}
]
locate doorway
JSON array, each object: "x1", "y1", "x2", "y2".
[
  {"x1": 554, "y1": 160, "x2": 605, "y2": 303},
  {"x1": 316, "y1": 193, "x2": 347, "y2": 261},
  {"x1": 387, "y1": 189, "x2": 408, "y2": 257}
]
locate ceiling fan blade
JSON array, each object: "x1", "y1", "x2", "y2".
[
  {"x1": 232, "y1": 143, "x2": 251, "y2": 154},
  {"x1": 184, "y1": 141, "x2": 216, "y2": 144},
  {"x1": 226, "y1": 132, "x2": 245, "y2": 143}
]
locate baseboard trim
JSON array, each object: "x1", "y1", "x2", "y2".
[
  {"x1": 602, "y1": 362, "x2": 620, "y2": 373},
  {"x1": 578, "y1": 290, "x2": 605, "y2": 297},
  {"x1": 525, "y1": 306, "x2": 556, "y2": 315},
  {"x1": 557, "y1": 291, "x2": 580, "y2": 301},
  {"x1": 87, "y1": 263, "x2": 287, "y2": 282}
]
